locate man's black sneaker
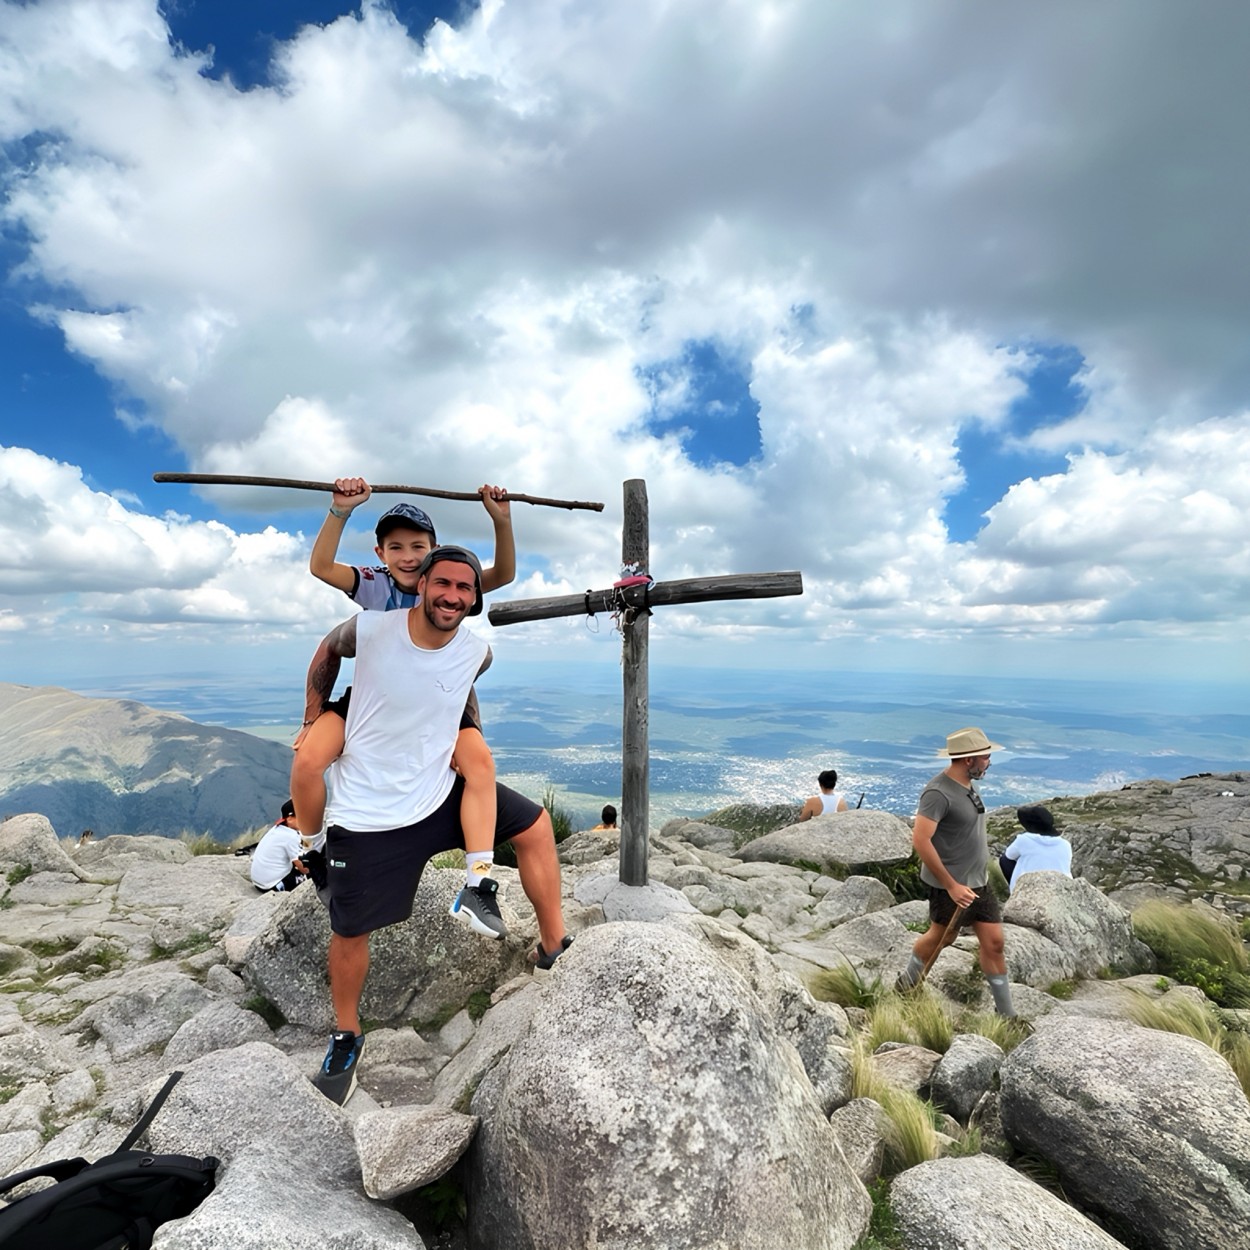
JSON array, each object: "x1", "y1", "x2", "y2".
[
  {"x1": 449, "y1": 877, "x2": 507, "y2": 938},
  {"x1": 313, "y1": 1030, "x2": 364, "y2": 1105},
  {"x1": 531, "y1": 933, "x2": 573, "y2": 971}
]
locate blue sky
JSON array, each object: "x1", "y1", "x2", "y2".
[
  {"x1": 162, "y1": 1, "x2": 438, "y2": 89},
  {"x1": 1, "y1": 0, "x2": 1248, "y2": 707},
  {"x1": 2, "y1": 0, "x2": 459, "y2": 532}
]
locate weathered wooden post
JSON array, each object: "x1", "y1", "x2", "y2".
[
  {"x1": 620, "y1": 480, "x2": 650, "y2": 884},
  {"x1": 489, "y1": 479, "x2": 803, "y2": 887}
]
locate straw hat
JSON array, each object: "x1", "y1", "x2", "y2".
[{"x1": 939, "y1": 727, "x2": 1004, "y2": 758}]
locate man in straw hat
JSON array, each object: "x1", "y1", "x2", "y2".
[{"x1": 895, "y1": 726, "x2": 1017, "y2": 1016}]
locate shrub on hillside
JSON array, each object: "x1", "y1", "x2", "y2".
[
  {"x1": 494, "y1": 785, "x2": 577, "y2": 869},
  {"x1": 874, "y1": 854, "x2": 926, "y2": 903},
  {"x1": 179, "y1": 832, "x2": 232, "y2": 856},
  {"x1": 1133, "y1": 900, "x2": 1250, "y2": 1008},
  {"x1": 698, "y1": 802, "x2": 800, "y2": 838}
]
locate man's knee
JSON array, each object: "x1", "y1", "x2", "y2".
[
  {"x1": 291, "y1": 751, "x2": 325, "y2": 785},
  {"x1": 913, "y1": 922, "x2": 946, "y2": 953},
  {"x1": 455, "y1": 729, "x2": 496, "y2": 781},
  {"x1": 511, "y1": 806, "x2": 554, "y2": 849},
  {"x1": 976, "y1": 925, "x2": 1005, "y2": 958}
]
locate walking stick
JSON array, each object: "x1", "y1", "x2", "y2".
[
  {"x1": 920, "y1": 903, "x2": 968, "y2": 980},
  {"x1": 152, "y1": 473, "x2": 604, "y2": 513}
]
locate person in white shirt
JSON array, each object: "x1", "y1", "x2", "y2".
[
  {"x1": 303, "y1": 545, "x2": 570, "y2": 1106},
  {"x1": 798, "y1": 769, "x2": 848, "y2": 820},
  {"x1": 249, "y1": 801, "x2": 310, "y2": 893},
  {"x1": 999, "y1": 804, "x2": 1072, "y2": 893}
]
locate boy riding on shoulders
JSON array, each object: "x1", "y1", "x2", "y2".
[{"x1": 291, "y1": 477, "x2": 516, "y2": 939}]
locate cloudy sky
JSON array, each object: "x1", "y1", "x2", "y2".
[{"x1": 2, "y1": 0, "x2": 1248, "y2": 701}]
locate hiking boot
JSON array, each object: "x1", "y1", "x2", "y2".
[
  {"x1": 449, "y1": 877, "x2": 507, "y2": 939},
  {"x1": 530, "y1": 934, "x2": 573, "y2": 971},
  {"x1": 313, "y1": 1030, "x2": 364, "y2": 1106}
]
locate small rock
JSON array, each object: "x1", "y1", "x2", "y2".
[{"x1": 354, "y1": 1104, "x2": 480, "y2": 1200}]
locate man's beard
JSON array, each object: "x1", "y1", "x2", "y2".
[{"x1": 423, "y1": 597, "x2": 466, "y2": 632}]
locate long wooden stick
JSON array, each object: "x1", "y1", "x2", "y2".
[
  {"x1": 152, "y1": 472, "x2": 604, "y2": 512},
  {"x1": 917, "y1": 904, "x2": 969, "y2": 985}
]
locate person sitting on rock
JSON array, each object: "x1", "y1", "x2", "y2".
[
  {"x1": 591, "y1": 804, "x2": 618, "y2": 831},
  {"x1": 798, "y1": 769, "x2": 848, "y2": 820},
  {"x1": 249, "y1": 800, "x2": 312, "y2": 893},
  {"x1": 999, "y1": 804, "x2": 1072, "y2": 893}
]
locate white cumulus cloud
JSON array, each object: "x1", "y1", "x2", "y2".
[{"x1": 0, "y1": 0, "x2": 1247, "y2": 680}]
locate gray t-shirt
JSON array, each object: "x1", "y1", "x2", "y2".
[{"x1": 916, "y1": 771, "x2": 989, "y2": 888}]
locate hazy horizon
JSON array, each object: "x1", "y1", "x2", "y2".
[{"x1": 43, "y1": 661, "x2": 1250, "y2": 829}]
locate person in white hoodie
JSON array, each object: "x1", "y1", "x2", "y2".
[{"x1": 999, "y1": 804, "x2": 1072, "y2": 893}]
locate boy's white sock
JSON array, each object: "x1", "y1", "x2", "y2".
[{"x1": 465, "y1": 852, "x2": 494, "y2": 889}]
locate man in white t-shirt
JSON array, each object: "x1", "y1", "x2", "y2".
[
  {"x1": 303, "y1": 545, "x2": 570, "y2": 1105},
  {"x1": 249, "y1": 800, "x2": 310, "y2": 892},
  {"x1": 798, "y1": 769, "x2": 848, "y2": 820}
]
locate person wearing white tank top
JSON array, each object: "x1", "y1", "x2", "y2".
[
  {"x1": 302, "y1": 546, "x2": 570, "y2": 1106},
  {"x1": 799, "y1": 768, "x2": 849, "y2": 821}
]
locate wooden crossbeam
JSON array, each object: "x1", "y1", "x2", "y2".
[
  {"x1": 489, "y1": 480, "x2": 803, "y2": 886},
  {"x1": 153, "y1": 472, "x2": 603, "y2": 512},
  {"x1": 487, "y1": 571, "x2": 803, "y2": 626}
]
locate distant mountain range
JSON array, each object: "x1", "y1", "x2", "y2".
[{"x1": 0, "y1": 683, "x2": 292, "y2": 839}]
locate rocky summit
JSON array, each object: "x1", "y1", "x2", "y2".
[{"x1": 0, "y1": 772, "x2": 1245, "y2": 1249}]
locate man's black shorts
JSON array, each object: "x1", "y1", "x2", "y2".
[
  {"x1": 927, "y1": 885, "x2": 1002, "y2": 927},
  {"x1": 326, "y1": 778, "x2": 542, "y2": 937}
]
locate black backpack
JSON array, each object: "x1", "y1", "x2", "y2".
[{"x1": 0, "y1": 1071, "x2": 218, "y2": 1250}]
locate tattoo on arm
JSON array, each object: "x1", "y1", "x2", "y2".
[
  {"x1": 308, "y1": 654, "x2": 338, "y2": 703},
  {"x1": 304, "y1": 618, "x2": 357, "y2": 718}
]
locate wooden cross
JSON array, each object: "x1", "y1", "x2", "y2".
[{"x1": 488, "y1": 479, "x2": 803, "y2": 886}]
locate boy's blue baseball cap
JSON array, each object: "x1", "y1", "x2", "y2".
[{"x1": 375, "y1": 502, "x2": 436, "y2": 543}]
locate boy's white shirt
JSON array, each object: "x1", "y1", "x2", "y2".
[
  {"x1": 326, "y1": 610, "x2": 489, "y2": 832},
  {"x1": 250, "y1": 823, "x2": 305, "y2": 889}
]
